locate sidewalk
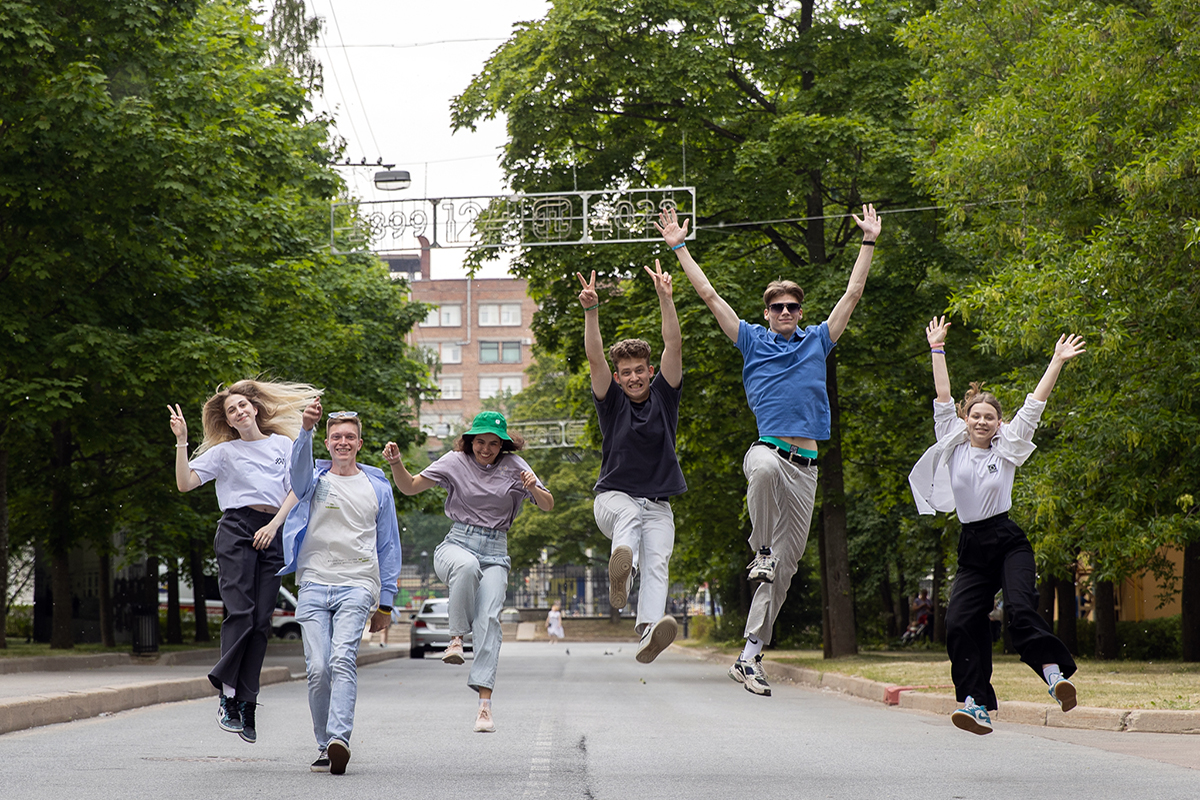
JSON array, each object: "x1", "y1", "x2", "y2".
[
  {"x1": 684, "y1": 646, "x2": 1200, "y2": 736},
  {"x1": 0, "y1": 639, "x2": 405, "y2": 736}
]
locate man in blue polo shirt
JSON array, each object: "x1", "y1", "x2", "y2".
[
  {"x1": 577, "y1": 261, "x2": 686, "y2": 663},
  {"x1": 657, "y1": 204, "x2": 881, "y2": 696}
]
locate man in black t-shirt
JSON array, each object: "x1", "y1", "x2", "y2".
[{"x1": 577, "y1": 262, "x2": 686, "y2": 664}]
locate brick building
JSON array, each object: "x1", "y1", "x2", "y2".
[{"x1": 395, "y1": 247, "x2": 538, "y2": 440}]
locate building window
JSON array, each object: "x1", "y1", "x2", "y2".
[
  {"x1": 439, "y1": 377, "x2": 462, "y2": 399},
  {"x1": 480, "y1": 341, "x2": 522, "y2": 364},
  {"x1": 420, "y1": 307, "x2": 440, "y2": 327},
  {"x1": 501, "y1": 376, "x2": 522, "y2": 394},
  {"x1": 440, "y1": 305, "x2": 462, "y2": 327},
  {"x1": 479, "y1": 303, "x2": 523, "y2": 327},
  {"x1": 441, "y1": 343, "x2": 462, "y2": 364},
  {"x1": 479, "y1": 376, "x2": 523, "y2": 399}
]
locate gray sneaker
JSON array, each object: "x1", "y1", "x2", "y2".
[
  {"x1": 728, "y1": 654, "x2": 772, "y2": 696},
  {"x1": 608, "y1": 546, "x2": 635, "y2": 609},
  {"x1": 747, "y1": 547, "x2": 778, "y2": 583},
  {"x1": 635, "y1": 615, "x2": 678, "y2": 664}
]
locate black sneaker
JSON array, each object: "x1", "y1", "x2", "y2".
[
  {"x1": 237, "y1": 700, "x2": 257, "y2": 744},
  {"x1": 327, "y1": 739, "x2": 351, "y2": 775},
  {"x1": 217, "y1": 695, "x2": 242, "y2": 733},
  {"x1": 310, "y1": 749, "x2": 331, "y2": 773}
]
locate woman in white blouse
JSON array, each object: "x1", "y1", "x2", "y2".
[{"x1": 909, "y1": 317, "x2": 1085, "y2": 736}]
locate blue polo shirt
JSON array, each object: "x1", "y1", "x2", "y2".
[{"x1": 736, "y1": 320, "x2": 835, "y2": 441}]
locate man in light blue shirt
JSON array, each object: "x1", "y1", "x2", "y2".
[
  {"x1": 280, "y1": 399, "x2": 401, "y2": 774},
  {"x1": 658, "y1": 204, "x2": 881, "y2": 696}
]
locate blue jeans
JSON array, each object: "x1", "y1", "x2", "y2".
[
  {"x1": 434, "y1": 523, "x2": 509, "y2": 692},
  {"x1": 296, "y1": 582, "x2": 374, "y2": 748}
]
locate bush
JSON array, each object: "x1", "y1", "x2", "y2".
[
  {"x1": 1074, "y1": 615, "x2": 1182, "y2": 660},
  {"x1": 5, "y1": 605, "x2": 33, "y2": 640}
]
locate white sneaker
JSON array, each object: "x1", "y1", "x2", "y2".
[
  {"x1": 728, "y1": 654, "x2": 772, "y2": 696},
  {"x1": 608, "y1": 546, "x2": 635, "y2": 609},
  {"x1": 474, "y1": 704, "x2": 496, "y2": 733},
  {"x1": 635, "y1": 615, "x2": 678, "y2": 664},
  {"x1": 327, "y1": 739, "x2": 351, "y2": 774},
  {"x1": 442, "y1": 638, "x2": 465, "y2": 665},
  {"x1": 747, "y1": 547, "x2": 778, "y2": 583}
]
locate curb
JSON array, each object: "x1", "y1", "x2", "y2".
[
  {"x1": 0, "y1": 646, "x2": 405, "y2": 736},
  {"x1": 679, "y1": 645, "x2": 1200, "y2": 735}
]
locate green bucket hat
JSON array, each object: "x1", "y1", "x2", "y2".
[{"x1": 464, "y1": 411, "x2": 512, "y2": 441}]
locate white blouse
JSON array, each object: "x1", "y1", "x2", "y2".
[{"x1": 908, "y1": 394, "x2": 1046, "y2": 523}]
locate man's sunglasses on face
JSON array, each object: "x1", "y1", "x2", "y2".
[{"x1": 768, "y1": 302, "x2": 801, "y2": 314}]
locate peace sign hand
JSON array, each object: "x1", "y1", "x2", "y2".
[
  {"x1": 643, "y1": 259, "x2": 673, "y2": 300},
  {"x1": 168, "y1": 404, "x2": 188, "y2": 442},
  {"x1": 576, "y1": 270, "x2": 599, "y2": 310}
]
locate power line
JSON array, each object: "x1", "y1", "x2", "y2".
[
  {"x1": 324, "y1": 1, "x2": 382, "y2": 161},
  {"x1": 700, "y1": 199, "x2": 1024, "y2": 232},
  {"x1": 317, "y1": 38, "x2": 508, "y2": 49}
]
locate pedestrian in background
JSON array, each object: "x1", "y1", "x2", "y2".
[
  {"x1": 383, "y1": 412, "x2": 554, "y2": 733},
  {"x1": 546, "y1": 603, "x2": 565, "y2": 643}
]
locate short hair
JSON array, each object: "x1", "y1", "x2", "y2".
[
  {"x1": 959, "y1": 382, "x2": 1003, "y2": 420},
  {"x1": 763, "y1": 280, "x2": 805, "y2": 307},
  {"x1": 326, "y1": 414, "x2": 363, "y2": 438},
  {"x1": 608, "y1": 338, "x2": 652, "y2": 367}
]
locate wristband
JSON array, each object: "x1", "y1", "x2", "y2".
[
  {"x1": 175, "y1": 443, "x2": 189, "y2": 448},
  {"x1": 583, "y1": 303, "x2": 599, "y2": 311},
  {"x1": 671, "y1": 242, "x2": 687, "y2": 251},
  {"x1": 377, "y1": 605, "x2": 392, "y2": 614},
  {"x1": 930, "y1": 349, "x2": 945, "y2": 355},
  {"x1": 861, "y1": 240, "x2": 875, "y2": 246}
]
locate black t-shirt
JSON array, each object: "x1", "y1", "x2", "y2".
[{"x1": 593, "y1": 371, "x2": 687, "y2": 498}]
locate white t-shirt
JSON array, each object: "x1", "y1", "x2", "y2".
[
  {"x1": 189, "y1": 434, "x2": 292, "y2": 510},
  {"x1": 297, "y1": 470, "x2": 382, "y2": 601},
  {"x1": 936, "y1": 397, "x2": 1043, "y2": 524}
]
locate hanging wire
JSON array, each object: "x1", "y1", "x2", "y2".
[{"x1": 699, "y1": 199, "x2": 1024, "y2": 232}]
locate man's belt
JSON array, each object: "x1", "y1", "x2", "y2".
[{"x1": 753, "y1": 440, "x2": 818, "y2": 467}]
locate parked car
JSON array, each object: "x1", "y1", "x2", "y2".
[
  {"x1": 159, "y1": 584, "x2": 302, "y2": 640},
  {"x1": 409, "y1": 598, "x2": 472, "y2": 659}
]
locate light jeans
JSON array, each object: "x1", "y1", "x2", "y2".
[
  {"x1": 434, "y1": 522, "x2": 510, "y2": 692},
  {"x1": 742, "y1": 444, "x2": 818, "y2": 645},
  {"x1": 593, "y1": 491, "x2": 675, "y2": 631},
  {"x1": 296, "y1": 582, "x2": 375, "y2": 749}
]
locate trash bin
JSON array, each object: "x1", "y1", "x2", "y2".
[{"x1": 131, "y1": 611, "x2": 160, "y2": 654}]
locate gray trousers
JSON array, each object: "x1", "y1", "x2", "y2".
[
  {"x1": 742, "y1": 444, "x2": 818, "y2": 645},
  {"x1": 208, "y1": 507, "x2": 284, "y2": 701},
  {"x1": 434, "y1": 522, "x2": 510, "y2": 693}
]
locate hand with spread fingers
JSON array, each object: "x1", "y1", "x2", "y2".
[{"x1": 654, "y1": 207, "x2": 689, "y2": 248}]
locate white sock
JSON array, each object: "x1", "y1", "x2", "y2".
[
  {"x1": 479, "y1": 698, "x2": 492, "y2": 709},
  {"x1": 964, "y1": 695, "x2": 974, "y2": 707},
  {"x1": 223, "y1": 684, "x2": 236, "y2": 698},
  {"x1": 1042, "y1": 664, "x2": 1061, "y2": 683},
  {"x1": 741, "y1": 635, "x2": 763, "y2": 660}
]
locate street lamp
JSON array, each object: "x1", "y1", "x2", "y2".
[{"x1": 374, "y1": 169, "x2": 411, "y2": 191}]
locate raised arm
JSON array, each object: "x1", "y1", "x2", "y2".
[
  {"x1": 645, "y1": 259, "x2": 682, "y2": 389},
  {"x1": 382, "y1": 441, "x2": 437, "y2": 495},
  {"x1": 576, "y1": 270, "x2": 612, "y2": 400},
  {"x1": 520, "y1": 470, "x2": 555, "y2": 512},
  {"x1": 1031, "y1": 334, "x2": 1086, "y2": 402},
  {"x1": 826, "y1": 204, "x2": 882, "y2": 342},
  {"x1": 168, "y1": 404, "x2": 202, "y2": 492},
  {"x1": 926, "y1": 316, "x2": 952, "y2": 403},
  {"x1": 655, "y1": 207, "x2": 740, "y2": 342}
]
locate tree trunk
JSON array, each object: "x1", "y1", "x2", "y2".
[
  {"x1": 817, "y1": 506, "x2": 831, "y2": 658},
  {"x1": 820, "y1": 351, "x2": 857, "y2": 658},
  {"x1": 895, "y1": 565, "x2": 910, "y2": 633},
  {"x1": 1093, "y1": 579, "x2": 1118, "y2": 660},
  {"x1": 165, "y1": 560, "x2": 182, "y2": 645},
  {"x1": 1182, "y1": 539, "x2": 1200, "y2": 662},
  {"x1": 1037, "y1": 578, "x2": 1055, "y2": 627},
  {"x1": 0, "y1": 443, "x2": 8, "y2": 649},
  {"x1": 880, "y1": 569, "x2": 896, "y2": 639},
  {"x1": 1055, "y1": 575, "x2": 1078, "y2": 655},
  {"x1": 98, "y1": 547, "x2": 115, "y2": 647},
  {"x1": 189, "y1": 536, "x2": 210, "y2": 642},
  {"x1": 49, "y1": 422, "x2": 74, "y2": 649},
  {"x1": 931, "y1": 533, "x2": 946, "y2": 644}
]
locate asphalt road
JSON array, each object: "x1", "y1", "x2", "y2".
[{"x1": 3, "y1": 642, "x2": 1196, "y2": 800}]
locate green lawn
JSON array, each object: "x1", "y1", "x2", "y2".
[
  {"x1": 0, "y1": 639, "x2": 218, "y2": 658},
  {"x1": 685, "y1": 643, "x2": 1200, "y2": 710}
]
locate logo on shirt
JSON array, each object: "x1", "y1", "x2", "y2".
[
  {"x1": 987, "y1": 463, "x2": 998, "y2": 474},
  {"x1": 274, "y1": 457, "x2": 286, "y2": 466}
]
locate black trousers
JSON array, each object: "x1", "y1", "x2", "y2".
[
  {"x1": 207, "y1": 507, "x2": 285, "y2": 702},
  {"x1": 945, "y1": 512, "x2": 1075, "y2": 710}
]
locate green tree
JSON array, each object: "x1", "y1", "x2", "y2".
[
  {"x1": 454, "y1": 0, "x2": 953, "y2": 654},
  {"x1": 901, "y1": 0, "x2": 1200, "y2": 657}
]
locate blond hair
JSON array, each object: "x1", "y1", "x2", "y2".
[
  {"x1": 194, "y1": 379, "x2": 321, "y2": 456},
  {"x1": 958, "y1": 381, "x2": 1003, "y2": 421}
]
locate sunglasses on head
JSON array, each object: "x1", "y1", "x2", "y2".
[
  {"x1": 767, "y1": 302, "x2": 801, "y2": 314},
  {"x1": 328, "y1": 410, "x2": 358, "y2": 419}
]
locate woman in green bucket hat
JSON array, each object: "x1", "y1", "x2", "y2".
[{"x1": 383, "y1": 411, "x2": 553, "y2": 733}]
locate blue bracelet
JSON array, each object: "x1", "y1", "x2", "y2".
[{"x1": 671, "y1": 242, "x2": 686, "y2": 251}]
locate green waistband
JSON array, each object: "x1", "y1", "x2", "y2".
[{"x1": 759, "y1": 436, "x2": 818, "y2": 459}]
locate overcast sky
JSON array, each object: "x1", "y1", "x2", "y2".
[{"x1": 304, "y1": 0, "x2": 551, "y2": 277}]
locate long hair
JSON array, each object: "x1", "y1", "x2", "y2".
[
  {"x1": 958, "y1": 381, "x2": 1003, "y2": 421},
  {"x1": 452, "y1": 431, "x2": 527, "y2": 459},
  {"x1": 194, "y1": 379, "x2": 321, "y2": 456}
]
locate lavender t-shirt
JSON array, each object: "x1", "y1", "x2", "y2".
[{"x1": 420, "y1": 451, "x2": 545, "y2": 532}]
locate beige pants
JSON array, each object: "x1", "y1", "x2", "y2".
[{"x1": 742, "y1": 444, "x2": 819, "y2": 645}]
